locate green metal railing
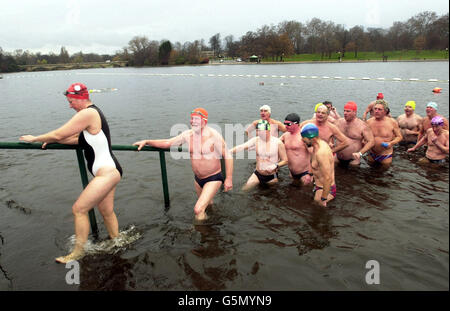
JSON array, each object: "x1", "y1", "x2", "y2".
[{"x1": 0, "y1": 142, "x2": 172, "y2": 239}]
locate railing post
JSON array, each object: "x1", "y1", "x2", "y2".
[
  {"x1": 159, "y1": 150, "x2": 170, "y2": 208},
  {"x1": 75, "y1": 148, "x2": 99, "y2": 239},
  {"x1": 221, "y1": 158, "x2": 226, "y2": 180}
]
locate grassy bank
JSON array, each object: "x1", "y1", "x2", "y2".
[
  {"x1": 266, "y1": 49, "x2": 449, "y2": 62},
  {"x1": 18, "y1": 61, "x2": 128, "y2": 72}
]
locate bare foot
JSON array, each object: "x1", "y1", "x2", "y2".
[
  {"x1": 55, "y1": 250, "x2": 84, "y2": 264},
  {"x1": 194, "y1": 212, "x2": 209, "y2": 224}
]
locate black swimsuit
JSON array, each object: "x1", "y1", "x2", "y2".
[
  {"x1": 78, "y1": 105, "x2": 123, "y2": 177},
  {"x1": 195, "y1": 172, "x2": 224, "y2": 188}
]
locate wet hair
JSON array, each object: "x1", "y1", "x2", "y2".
[{"x1": 375, "y1": 99, "x2": 390, "y2": 114}]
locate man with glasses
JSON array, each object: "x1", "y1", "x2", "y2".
[
  {"x1": 133, "y1": 108, "x2": 233, "y2": 222},
  {"x1": 280, "y1": 113, "x2": 312, "y2": 185},
  {"x1": 245, "y1": 105, "x2": 287, "y2": 138},
  {"x1": 335, "y1": 101, "x2": 375, "y2": 166}
]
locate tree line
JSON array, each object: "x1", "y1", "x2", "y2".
[{"x1": 1, "y1": 11, "x2": 448, "y2": 72}]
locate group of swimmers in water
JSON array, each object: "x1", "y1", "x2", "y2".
[{"x1": 19, "y1": 83, "x2": 449, "y2": 263}]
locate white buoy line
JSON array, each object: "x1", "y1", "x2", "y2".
[{"x1": 2, "y1": 71, "x2": 449, "y2": 83}]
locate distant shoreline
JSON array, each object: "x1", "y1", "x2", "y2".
[
  {"x1": 211, "y1": 58, "x2": 449, "y2": 65},
  {"x1": 1, "y1": 58, "x2": 448, "y2": 74}
]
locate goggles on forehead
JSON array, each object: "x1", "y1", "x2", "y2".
[{"x1": 191, "y1": 110, "x2": 207, "y2": 118}]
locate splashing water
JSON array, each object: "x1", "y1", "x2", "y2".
[{"x1": 67, "y1": 225, "x2": 142, "y2": 256}]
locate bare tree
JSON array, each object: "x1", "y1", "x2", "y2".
[{"x1": 209, "y1": 33, "x2": 221, "y2": 57}]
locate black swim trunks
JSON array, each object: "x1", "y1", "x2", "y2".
[
  {"x1": 427, "y1": 157, "x2": 446, "y2": 164},
  {"x1": 290, "y1": 170, "x2": 310, "y2": 180},
  {"x1": 195, "y1": 172, "x2": 224, "y2": 188},
  {"x1": 254, "y1": 170, "x2": 278, "y2": 184},
  {"x1": 337, "y1": 157, "x2": 353, "y2": 167}
]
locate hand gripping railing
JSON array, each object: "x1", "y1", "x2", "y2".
[{"x1": 0, "y1": 142, "x2": 171, "y2": 239}]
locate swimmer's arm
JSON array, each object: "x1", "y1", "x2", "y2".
[
  {"x1": 407, "y1": 134, "x2": 427, "y2": 152},
  {"x1": 133, "y1": 132, "x2": 187, "y2": 151},
  {"x1": 277, "y1": 141, "x2": 288, "y2": 168},
  {"x1": 54, "y1": 133, "x2": 79, "y2": 145},
  {"x1": 330, "y1": 124, "x2": 349, "y2": 153},
  {"x1": 216, "y1": 134, "x2": 233, "y2": 191},
  {"x1": 332, "y1": 108, "x2": 341, "y2": 119},
  {"x1": 433, "y1": 132, "x2": 449, "y2": 154},
  {"x1": 388, "y1": 121, "x2": 403, "y2": 148},
  {"x1": 276, "y1": 120, "x2": 287, "y2": 133},
  {"x1": 362, "y1": 103, "x2": 373, "y2": 121},
  {"x1": 245, "y1": 121, "x2": 257, "y2": 137},
  {"x1": 229, "y1": 137, "x2": 256, "y2": 154},
  {"x1": 417, "y1": 119, "x2": 427, "y2": 141},
  {"x1": 20, "y1": 109, "x2": 93, "y2": 144},
  {"x1": 318, "y1": 151, "x2": 332, "y2": 200},
  {"x1": 360, "y1": 125, "x2": 375, "y2": 155}
]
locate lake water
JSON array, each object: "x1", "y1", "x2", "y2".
[{"x1": 0, "y1": 61, "x2": 448, "y2": 290}]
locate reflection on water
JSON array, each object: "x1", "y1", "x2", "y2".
[{"x1": 0, "y1": 64, "x2": 448, "y2": 290}]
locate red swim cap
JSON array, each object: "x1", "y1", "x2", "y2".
[
  {"x1": 344, "y1": 101, "x2": 357, "y2": 111},
  {"x1": 191, "y1": 107, "x2": 208, "y2": 122},
  {"x1": 376, "y1": 93, "x2": 384, "y2": 100},
  {"x1": 64, "y1": 83, "x2": 89, "y2": 100}
]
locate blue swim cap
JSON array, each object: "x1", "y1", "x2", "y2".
[{"x1": 301, "y1": 123, "x2": 319, "y2": 139}]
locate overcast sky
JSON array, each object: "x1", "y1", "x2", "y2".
[{"x1": 1, "y1": 0, "x2": 448, "y2": 55}]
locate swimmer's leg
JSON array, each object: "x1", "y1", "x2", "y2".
[
  {"x1": 97, "y1": 186, "x2": 119, "y2": 240},
  {"x1": 242, "y1": 173, "x2": 260, "y2": 191},
  {"x1": 56, "y1": 168, "x2": 121, "y2": 264},
  {"x1": 194, "y1": 180, "x2": 222, "y2": 222},
  {"x1": 194, "y1": 180, "x2": 213, "y2": 206},
  {"x1": 418, "y1": 157, "x2": 430, "y2": 164},
  {"x1": 379, "y1": 156, "x2": 393, "y2": 170},
  {"x1": 313, "y1": 187, "x2": 335, "y2": 204},
  {"x1": 266, "y1": 177, "x2": 278, "y2": 186}
]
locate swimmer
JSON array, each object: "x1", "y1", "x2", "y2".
[
  {"x1": 280, "y1": 113, "x2": 312, "y2": 185},
  {"x1": 362, "y1": 93, "x2": 392, "y2": 121},
  {"x1": 396, "y1": 101, "x2": 423, "y2": 146},
  {"x1": 133, "y1": 108, "x2": 233, "y2": 222},
  {"x1": 230, "y1": 120, "x2": 288, "y2": 191},
  {"x1": 300, "y1": 104, "x2": 349, "y2": 153},
  {"x1": 366, "y1": 100, "x2": 403, "y2": 168},
  {"x1": 300, "y1": 123, "x2": 336, "y2": 207},
  {"x1": 20, "y1": 83, "x2": 123, "y2": 263},
  {"x1": 335, "y1": 101, "x2": 375, "y2": 166},
  {"x1": 245, "y1": 105, "x2": 287, "y2": 137},
  {"x1": 311, "y1": 102, "x2": 339, "y2": 124},
  {"x1": 408, "y1": 116, "x2": 449, "y2": 164},
  {"x1": 418, "y1": 102, "x2": 449, "y2": 141}
]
